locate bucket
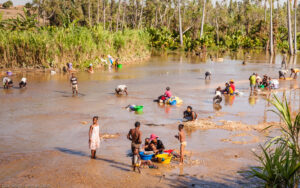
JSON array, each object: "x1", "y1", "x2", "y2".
[
  {"x1": 156, "y1": 154, "x2": 172, "y2": 164},
  {"x1": 168, "y1": 100, "x2": 177, "y2": 105},
  {"x1": 134, "y1": 105, "x2": 143, "y2": 111},
  {"x1": 117, "y1": 64, "x2": 123, "y2": 69},
  {"x1": 139, "y1": 151, "x2": 154, "y2": 160}
]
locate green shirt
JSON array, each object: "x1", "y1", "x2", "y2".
[{"x1": 250, "y1": 75, "x2": 256, "y2": 85}]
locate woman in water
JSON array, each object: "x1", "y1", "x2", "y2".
[{"x1": 89, "y1": 116, "x2": 100, "y2": 159}]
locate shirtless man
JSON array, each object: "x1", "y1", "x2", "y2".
[
  {"x1": 127, "y1": 121, "x2": 142, "y2": 172},
  {"x1": 175, "y1": 124, "x2": 186, "y2": 165}
]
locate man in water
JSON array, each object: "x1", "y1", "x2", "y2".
[
  {"x1": 205, "y1": 71, "x2": 211, "y2": 80},
  {"x1": 127, "y1": 121, "x2": 142, "y2": 172},
  {"x1": 70, "y1": 73, "x2": 78, "y2": 95},
  {"x1": 175, "y1": 124, "x2": 186, "y2": 165},
  {"x1": 281, "y1": 53, "x2": 287, "y2": 69},
  {"x1": 279, "y1": 69, "x2": 288, "y2": 79},
  {"x1": 183, "y1": 106, "x2": 197, "y2": 121},
  {"x1": 19, "y1": 77, "x2": 27, "y2": 88},
  {"x1": 115, "y1": 85, "x2": 128, "y2": 95},
  {"x1": 249, "y1": 73, "x2": 256, "y2": 91},
  {"x1": 290, "y1": 68, "x2": 300, "y2": 79},
  {"x1": 149, "y1": 134, "x2": 165, "y2": 154}
]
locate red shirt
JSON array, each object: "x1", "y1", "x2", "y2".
[
  {"x1": 230, "y1": 84, "x2": 235, "y2": 92},
  {"x1": 164, "y1": 91, "x2": 172, "y2": 98}
]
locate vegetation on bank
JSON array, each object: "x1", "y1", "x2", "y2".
[
  {"x1": 245, "y1": 95, "x2": 300, "y2": 187},
  {"x1": 0, "y1": 25, "x2": 150, "y2": 69}
]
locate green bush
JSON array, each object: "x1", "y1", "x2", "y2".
[{"x1": 2, "y1": 0, "x2": 13, "y2": 9}]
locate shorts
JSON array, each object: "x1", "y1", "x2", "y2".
[
  {"x1": 181, "y1": 141, "x2": 187, "y2": 147},
  {"x1": 131, "y1": 143, "x2": 140, "y2": 153},
  {"x1": 72, "y1": 85, "x2": 78, "y2": 91}
]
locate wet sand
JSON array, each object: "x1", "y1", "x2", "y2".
[{"x1": 0, "y1": 52, "x2": 299, "y2": 187}]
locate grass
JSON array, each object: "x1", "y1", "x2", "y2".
[{"x1": 0, "y1": 25, "x2": 151, "y2": 69}]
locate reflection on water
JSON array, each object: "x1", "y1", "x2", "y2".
[{"x1": 0, "y1": 52, "x2": 299, "y2": 154}]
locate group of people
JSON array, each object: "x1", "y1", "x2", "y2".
[
  {"x1": 2, "y1": 72, "x2": 27, "y2": 89},
  {"x1": 124, "y1": 121, "x2": 186, "y2": 172},
  {"x1": 211, "y1": 80, "x2": 236, "y2": 104},
  {"x1": 249, "y1": 73, "x2": 279, "y2": 91},
  {"x1": 279, "y1": 68, "x2": 299, "y2": 80}
]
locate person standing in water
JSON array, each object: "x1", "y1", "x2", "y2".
[
  {"x1": 175, "y1": 124, "x2": 186, "y2": 165},
  {"x1": 89, "y1": 116, "x2": 100, "y2": 159},
  {"x1": 249, "y1": 73, "x2": 256, "y2": 91},
  {"x1": 127, "y1": 121, "x2": 142, "y2": 172},
  {"x1": 281, "y1": 53, "x2": 287, "y2": 69},
  {"x1": 70, "y1": 73, "x2": 78, "y2": 95},
  {"x1": 290, "y1": 68, "x2": 300, "y2": 79}
]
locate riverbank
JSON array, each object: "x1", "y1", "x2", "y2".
[{"x1": 0, "y1": 27, "x2": 151, "y2": 70}]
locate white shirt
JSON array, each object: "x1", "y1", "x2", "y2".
[
  {"x1": 21, "y1": 77, "x2": 27, "y2": 83},
  {"x1": 215, "y1": 90, "x2": 222, "y2": 97},
  {"x1": 117, "y1": 85, "x2": 127, "y2": 91},
  {"x1": 3, "y1": 77, "x2": 10, "y2": 83}
]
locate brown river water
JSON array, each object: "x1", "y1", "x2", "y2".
[{"x1": 0, "y1": 52, "x2": 299, "y2": 187}]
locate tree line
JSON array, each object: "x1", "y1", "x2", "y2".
[{"x1": 1, "y1": 0, "x2": 300, "y2": 54}]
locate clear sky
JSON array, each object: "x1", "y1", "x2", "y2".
[{"x1": 0, "y1": 0, "x2": 31, "y2": 5}]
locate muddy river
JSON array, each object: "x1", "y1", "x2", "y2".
[{"x1": 0, "y1": 52, "x2": 299, "y2": 187}]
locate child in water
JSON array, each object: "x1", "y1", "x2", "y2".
[{"x1": 89, "y1": 116, "x2": 100, "y2": 159}]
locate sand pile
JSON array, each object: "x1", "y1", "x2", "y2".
[{"x1": 184, "y1": 119, "x2": 282, "y2": 131}]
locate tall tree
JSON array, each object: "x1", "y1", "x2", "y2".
[
  {"x1": 116, "y1": 0, "x2": 122, "y2": 31},
  {"x1": 270, "y1": 0, "x2": 274, "y2": 54},
  {"x1": 178, "y1": 0, "x2": 183, "y2": 46},
  {"x1": 287, "y1": 0, "x2": 294, "y2": 55},
  {"x1": 294, "y1": 0, "x2": 298, "y2": 54},
  {"x1": 200, "y1": 0, "x2": 206, "y2": 38}
]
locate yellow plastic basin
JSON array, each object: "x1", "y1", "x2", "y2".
[{"x1": 156, "y1": 154, "x2": 172, "y2": 164}]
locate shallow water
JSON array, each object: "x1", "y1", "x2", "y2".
[{"x1": 0, "y1": 52, "x2": 299, "y2": 156}]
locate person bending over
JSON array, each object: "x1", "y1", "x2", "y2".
[
  {"x1": 115, "y1": 85, "x2": 128, "y2": 95},
  {"x1": 213, "y1": 87, "x2": 223, "y2": 104},
  {"x1": 19, "y1": 77, "x2": 27, "y2": 88},
  {"x1": 205, "y1": 71, "x2": 211, "y2": 80}
]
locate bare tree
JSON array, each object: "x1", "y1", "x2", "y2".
[
  {"x1": 138, "y1": 0, "x2": 144, "y2": 29},
  {"x1": 116, "y1": 0, "x2": 122, "y2": 31},
  {"x1": 88, "y1": 0, "x2": 91, "y2": 26},
  {"x1": 270, "y1": 0, "x2": 274, "y2": 54},
  {"x1": 200, "y1": 0, "x2": 206, "y2": 38},
  {"x1": 103, "y1": 0, "x2": 106, "y2": 29},
  {"x1": 264, "y1": 0, "x2": 267, "y2": 22},
  {"x1": 287, "y1": 0, "x2": 294, "y2": 55},
  {"x1": 97, "y1": 0, "x2": 100, "y2": 24},
  {"x1": 178, "y1": 0, "x2": 183, "y2": 46},
  {"x1": 294, "y1": 0, "x2": 298, "y2": 54}
]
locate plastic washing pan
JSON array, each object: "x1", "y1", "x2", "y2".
[
  {"x1": 156, "y1": 154, "x2": 172, "y2": 164},
  {"x1": 117, "y1": 64, "x2": 123, "y2": 69},
  {"x1": 139, "y1": 151, "x2": 154, "y2": 160}
]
